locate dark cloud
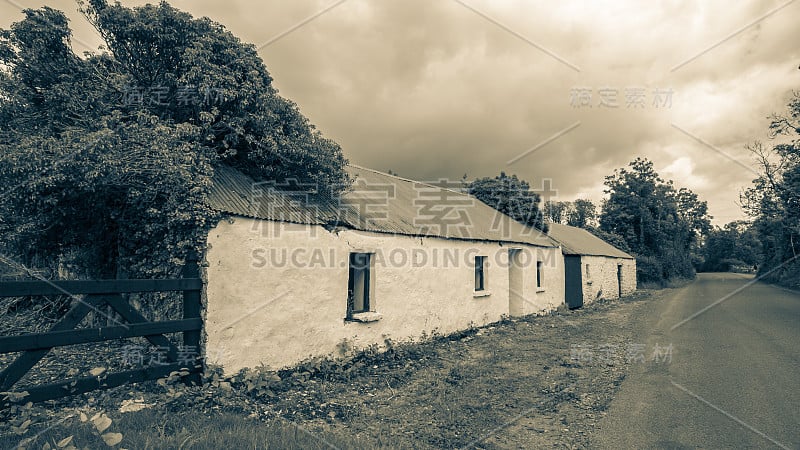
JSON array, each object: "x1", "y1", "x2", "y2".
[{"x1": 2, "y1": 0, "x2": 798, "y2": 224}]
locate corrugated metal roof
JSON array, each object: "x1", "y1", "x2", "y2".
[
  {"x1": 208, "y1": 165, "x2": 342, "y2": 225},
  {"x1": 208, "y1": 164, "x2": 557, "y2": 248},
  {"x1": 547, "y1": 223, "x2": 634, "y2": 259}
]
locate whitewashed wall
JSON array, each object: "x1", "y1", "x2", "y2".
[
  {"x1": 580, "y1": 255, "x2": 637, "y2": 304},
  {"x1": 203, "y1": 217, "x2": 565, "y2": 373}
]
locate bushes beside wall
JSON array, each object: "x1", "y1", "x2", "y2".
[{"x1": 634, "y1": 255, "x2": 663, "y2": 286}]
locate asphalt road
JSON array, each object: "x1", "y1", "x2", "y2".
[{"x1": 592, "y1": 273, "x2": 800, "y2": 449}]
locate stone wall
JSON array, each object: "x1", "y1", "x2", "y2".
[{"x1": 580, "y1": 255, "x2": 637, "y2": 304}]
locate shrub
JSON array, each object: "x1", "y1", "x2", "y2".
[{"x1": 635, "y1": 255, "x2": 664, "y2": 286}]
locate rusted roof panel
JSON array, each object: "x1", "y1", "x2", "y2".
[
  {"x1": 208, "y1": 165, "x2": 343, "y2": 225},
  {"x1": 208, "y1": 164, "x2": 557, "y2": 248}
]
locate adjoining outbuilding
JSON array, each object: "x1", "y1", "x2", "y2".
[
  {"x1": 546, "y1": 223, "x2": 636, "y2": 309},
  {"x1": 202, "y1": 165, "x2": 565, "y2": 373}
]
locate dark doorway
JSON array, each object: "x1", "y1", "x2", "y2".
[{"x1": 565, "y1": 255, "x2": 583, "y2": 309}]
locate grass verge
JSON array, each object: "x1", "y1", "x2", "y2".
[{"x1": 1, "y1": 290, "x2": 656, "y2": 449}]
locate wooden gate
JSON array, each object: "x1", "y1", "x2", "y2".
[{"x1": 0, "y1": 255, "x2": 203, "y2": 406}]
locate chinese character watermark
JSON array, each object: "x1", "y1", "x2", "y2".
[
  {"x1": 336, "y1": 178, "x2": 396, "y2": 229},
  {"x1": 569, "y1": 342, "x2": 674, "y2": 365},
  {"x1": 413, "y1": 179, "x2": 474, "y2": 236},
  {"x1": 570, "y1": 87, "x2": 674, "y2": 109},
  {"x1": 120, "y1": 344, "x2": 198, "y2": 368},
  {"x1": 250, "y1": 178, "x2": 320, "y2": 238},
  {"x1": 121, "y1": 83, "x2": 226, "y2": 107}
]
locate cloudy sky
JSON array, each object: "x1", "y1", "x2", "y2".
[{"x1": 3, "y1": 0, "x2": 799, "y2": 224}]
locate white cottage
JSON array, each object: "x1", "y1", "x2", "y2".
[
  {"x1": 546, "y1": 223, "x2": 636, "y2": 308},
  {"x1": 202, "y1": 165, "x2": 565, "y2": 372}
]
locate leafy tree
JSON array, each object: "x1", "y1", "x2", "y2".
[
  {"x1": 700, "y1": 221, "x2": 761, "y2": 272},
  {"x1": 740, "y1": 92, "x2": 800, "y2": 287},
  {"x1": 599, "y1": 158, "x2": 711, "y2": 285},
  {"x1": 566, "y1": 199, "x2": 597, "y2": 228},
  {"x1": 544, "y1": 198, "x2": 628, "y2": 254},
  {"x1": 543, "y1": 199, "x2": 597, "y2": 228},
  {"x1": 676, "y1": 188, "x2": 712, "y2": 238},
  {"x1": 0, "y1": 2, "x2": 350, "y2": 280},
  {"x1": 544, "y1": 200, "x2": 570, "y2": 224},
  {"x1": 586, "y1": 227, "x2": 632, "y2": 254},
  {"x1": 467, "y1": 172, "x2": 548, "y2": 232}
]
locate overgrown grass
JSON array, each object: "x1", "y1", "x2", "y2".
[
  {"x1": 638, "y1": 276, "x2": 694, "y2": 290},
  {"x1": 2, "y1": 291, "x2": 654, "y2": 449},
  {"x1": 1, "y1": 409, "x2": 386, "y2": 450}
]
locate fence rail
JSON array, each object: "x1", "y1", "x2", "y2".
[
  {"x1": 0, "y1": 254, "x2": 203, "y2": 407},
  {"x1": 0, "y1": 278, "x2": 202, "y2": 297}
]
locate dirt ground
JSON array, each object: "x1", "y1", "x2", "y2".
[
  {"x1": 272, "y1": 290, "x2": 659, "y2": 449},
  {"x1": 1, "y1": 289, "x2": 662, "y2": 449}
]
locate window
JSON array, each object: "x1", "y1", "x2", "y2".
[
  {"x1": 474, "y1": 256, "x2": 487, "y2": 291},
  {"x1": 536, "y1": 261, "x2": 544, "y2": 288},
  {"x1": 347, "y1": 253, "x2": 371, "y2": 316},
  {"x1": 585, "y1": 264, "x2": 591, "y2": 279}
]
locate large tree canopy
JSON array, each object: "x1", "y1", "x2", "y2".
[
  {"x1": 599, "y1": 158, "x2": 711, "y2": 285},
  {"x1": 0, "y1": 1, "x2": 350, "y2": 278},
  {"x1": 467, "y1": 172, "x2": 548, "y2": 233}
]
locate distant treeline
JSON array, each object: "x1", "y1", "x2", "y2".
[
  {"x1": 473, "y1": 90, "x2": 800, "y2": 290},
  {"x1": 470, "y1": 157, "x2": 712, "y2": 287}
]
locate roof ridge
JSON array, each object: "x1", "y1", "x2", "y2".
[
  {"x1": 347, "y1": 163, "x2": 470, "y2": 197},
  {"x1": 546, "y1": 223, "x2": 634, "y2": 259}
]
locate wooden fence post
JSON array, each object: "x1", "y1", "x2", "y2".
[{"x1": 182, "y1": 250, "x2": 202, "y2": 385}]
